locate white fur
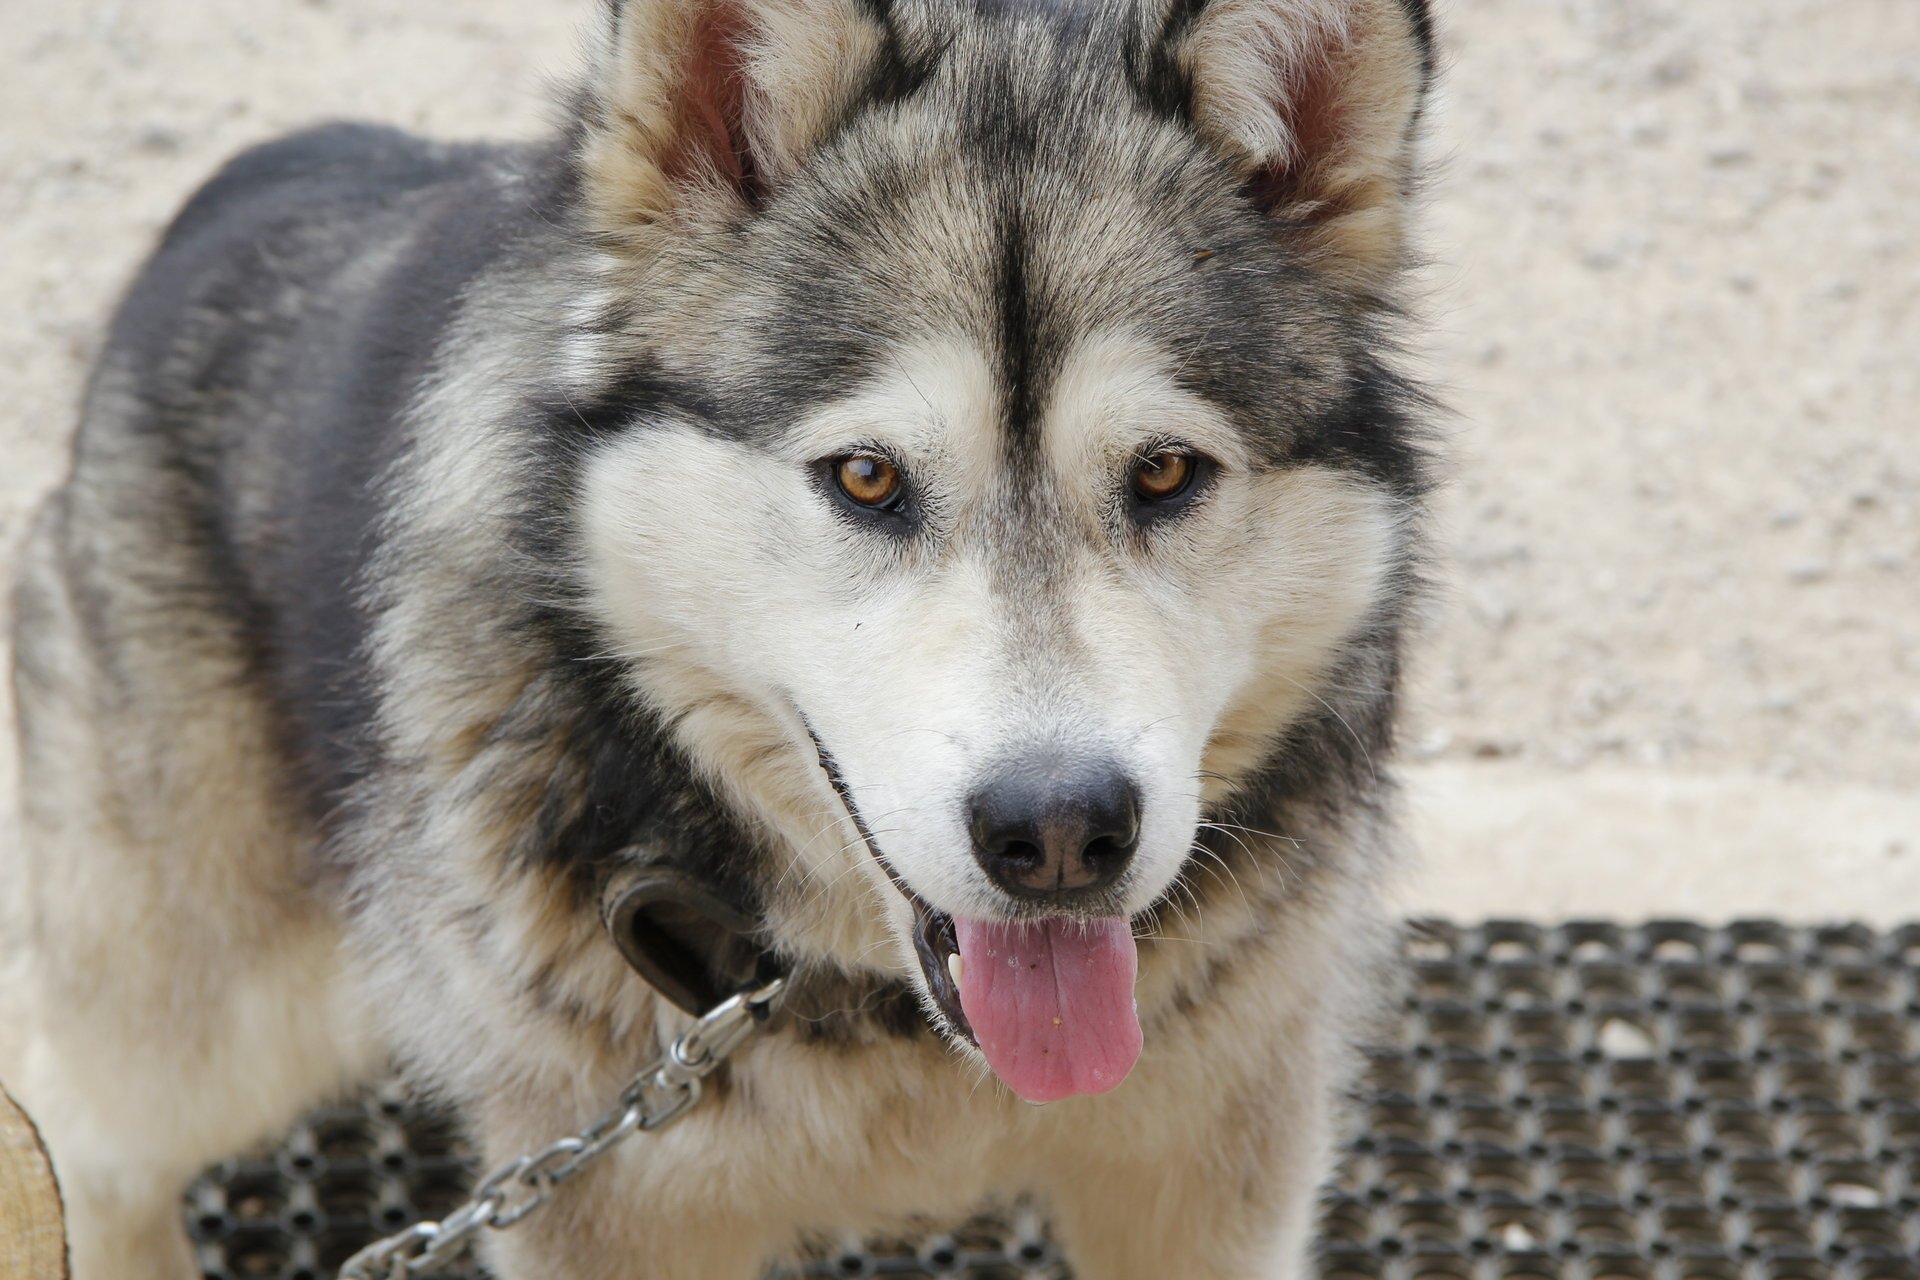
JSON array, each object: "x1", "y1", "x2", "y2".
[{"x1": 578, "y1": 326, "x2": 1401, "y2": 967}]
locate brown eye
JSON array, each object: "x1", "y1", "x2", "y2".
[
  {"x1": 834, "y1": 454, "x2": 904, "y2": 509},
  {"x1": 1130, "y1": 450, "x2": 1195, "y2": 503}
]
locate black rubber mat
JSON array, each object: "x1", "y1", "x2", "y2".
[{"x1": 186, "y1": 921, "x2": 1920, "y2": 1280}]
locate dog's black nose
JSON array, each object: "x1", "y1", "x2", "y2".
[{"x1": 967, "y1": 757, "x2": 1141, "y2": 902}]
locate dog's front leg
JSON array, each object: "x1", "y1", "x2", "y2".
[
  {"x1": 465, "y1": 1107, "x2": 792, "y2": 1280},
  {"x1": 1041, "y1": 1051, "x2": 1336, "y2": 1280},
  {"x1": 1044, "y1": 1130, "x2": 1327, "y2": 1279},
  {"x1": 479, "y1": 1197, "x2": 780, "y2": 1280}
]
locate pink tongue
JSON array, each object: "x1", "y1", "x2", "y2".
[{"x1": 951, "y1": 916, "x2": 1142, "y2": 1103}]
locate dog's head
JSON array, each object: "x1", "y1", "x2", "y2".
[{"x1": 567, "y1": 0, "x2": 1432, "y2": 1101}]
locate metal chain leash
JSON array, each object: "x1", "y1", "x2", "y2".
[{"x1": 338, "y1": 973, "x2": 787, "y2": 1280}]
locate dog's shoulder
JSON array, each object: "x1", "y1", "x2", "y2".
[{"x1": 160, "y1": 123, "x2": 480, "y2": 249}]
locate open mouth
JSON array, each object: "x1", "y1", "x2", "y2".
[
  {"x1": 904, "y1": 882, "x2": 972, "y2": 1039},
  {"x1": 804, "y1": 722, "x2": 1143, "y2": 1103}
]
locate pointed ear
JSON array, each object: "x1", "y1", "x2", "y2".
[
  {"x1": 579, "y1": 0, "x2": 887, "y2": 243},
  {"x1": 1160, "y1": 0, "x2": 1433, "y2": 282}
]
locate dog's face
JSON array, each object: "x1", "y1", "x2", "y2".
[{"x1": 573, "y1": 0, "x2": 1429, "y2": 1099}]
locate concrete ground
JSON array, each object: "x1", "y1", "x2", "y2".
[{"x1": 2, "y1": 0, "x2": 1915, "y2": 923}]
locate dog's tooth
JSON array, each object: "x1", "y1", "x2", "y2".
[{"x1": 947, "y1": 952, "x2": 964, "y2": 987}]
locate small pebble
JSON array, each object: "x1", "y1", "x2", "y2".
[
  {"x1": 1786, "y1": 559, "x2": 1830, "y2": 584},
  {"x1": 1469, "y1": 585, "x2": 1517, "y2": 632},
  {"x1": 1500, "y1": 1223, "x2": 1538, "y2": 1251},
  {"x1": 1647, "y1": 51, "x2": 1701, "y2": 88},
  {"x1": 1827, "y1": 1183, "x2": 1883, "y2": 1209},
  {"x1": 134, "y1": 127, "x2": 183, "y2": 154},
  {"x1": 1598, "y1": 1019, "x2": 1657, "y2": 1060}
]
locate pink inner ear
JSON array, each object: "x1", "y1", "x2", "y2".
[
  {"x1": 1246, "y1": 49, "x2": 1352, "y2": 216},
  {"x1": 665, "y1": 4, "x2": 759, "y2": 198}
]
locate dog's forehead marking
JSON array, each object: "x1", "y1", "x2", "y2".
[
  {"x1": 792, "y1": 324, "x2": 1247, "y2": 498},
  {"x1": 740, "y1": 75, "x2": 1217, "y2": 446}
]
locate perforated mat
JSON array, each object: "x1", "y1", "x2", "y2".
[{"x1": 185, "y1": 921, "x2": 1920, "y2": 1280}]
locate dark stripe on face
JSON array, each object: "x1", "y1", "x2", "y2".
[
  {"x1": 996, "y1": 208, "x2": 1042, "y2": 453},
  {"x1": 507, "y1": 377, "x2": 776, "y2": 909},
  {"x1": 1289, "y1": 357, "x2": 1433, "y2": 499},
  {"x1": 1124, "y1": 0, "x2": 1206, "y2": 123},
  {"x1": 853, "y1": 0, "x2": 945, "y2": 106},
  {"x1": 529, "y1": 361, "x2": 717, "y2": 441},
  {"x1": 1398, "y1": 0, "x2": 1438, "y2": 83}
]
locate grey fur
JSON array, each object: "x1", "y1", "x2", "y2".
[{"x1": 1, "y1": 1, "x2": 1436, "y2": 1276}]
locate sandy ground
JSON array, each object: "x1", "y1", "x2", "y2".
[{"x1": 1, "y1": 1, "x2": 1915, "y2": 923}]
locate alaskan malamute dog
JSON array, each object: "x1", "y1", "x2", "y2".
[{"x1": 1, "y1": 0, "x2": 1435, "y2": 1275}]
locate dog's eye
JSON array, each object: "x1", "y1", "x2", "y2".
[
  {"x1": 834, "y1": 454, "x2": 904, "y2": 510},
  {"x1": 1129, "y1": 450, "x2": 1197, "y2": 504}
]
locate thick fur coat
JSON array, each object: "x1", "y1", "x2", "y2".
[{"x1": 0, "y1": 1, "x2": 1436, "y2": 1275}]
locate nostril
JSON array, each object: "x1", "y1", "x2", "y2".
[
  {"x1": 967, "y1": 753, "x2": 1142, "y2": 901},
  {"x1": 999, "y1": 839, "x2": 1044, "y2": 868}
]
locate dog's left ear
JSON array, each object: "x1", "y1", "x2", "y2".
[
  {"x1": 1151, "y1": 0, "x2": 1434, "y2": 283},
  {"x1": 579, "y1": 0, "x2": 888, "y2": 244}
]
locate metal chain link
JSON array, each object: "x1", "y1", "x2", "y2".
[{"x1": 338, "y1": 973, "x2": 786, "y2": 1280}]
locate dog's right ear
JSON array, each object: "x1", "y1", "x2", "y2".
[{"x1": 579, "y1": 0, "x2": 889, "y2": 245}]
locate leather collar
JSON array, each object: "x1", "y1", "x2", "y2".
[{"x1": 600, "y1": 857, "x2": 781, "y2": 1016}]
